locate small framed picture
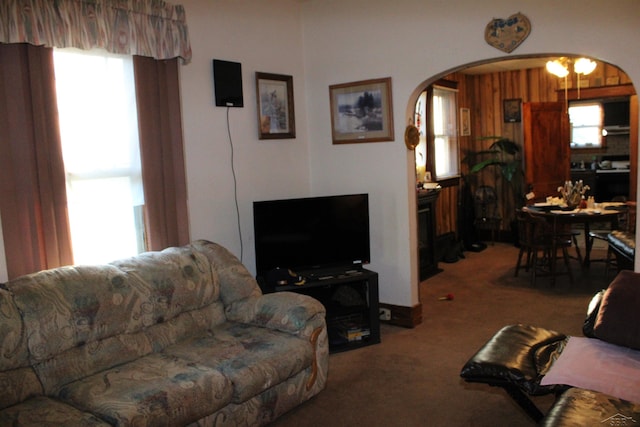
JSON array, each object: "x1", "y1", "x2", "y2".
[
  {"x1": 329, "y1": 77, "x2": 394, "y2": 144},
  {"x1": 256, "y1": 72, "x2": 295, "y2": 139},
  {"x1": 460, "y1": 108, "x2": 471, "y2": 136},
  {"x1": 503, "y1": 98, "x2": 521, "y2": 123}
]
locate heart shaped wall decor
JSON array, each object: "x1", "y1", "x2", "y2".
[{"x1": 484, "y1": 13, "x2": 531, "y2": 53}]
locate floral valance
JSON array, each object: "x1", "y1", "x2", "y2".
[{"x1": 0, "y1": 0, "x2": 192, "y2": 63}]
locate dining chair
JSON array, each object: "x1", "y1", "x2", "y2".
[
  {"x1": 515, "y1": 210, "x2": 574, "y2": 286},
  {"x1": 587, "y1": 196, "x2": 629, "y2": 276}
]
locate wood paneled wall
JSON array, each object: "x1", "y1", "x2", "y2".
[{"x1": 435, "y1": 61, "x2": 633, "y2": 237}]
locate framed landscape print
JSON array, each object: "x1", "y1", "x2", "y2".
[
  {"x1": 256, "y1": 72, "x2": 295, "y2": 139},
  {"x1": 329, "y1": 77, "x2": 394, "y2": 144}
]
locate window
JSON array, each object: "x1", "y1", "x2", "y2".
[
  {"x1": 432, "y1": 85, "x2": 460, "y2": 179},
  {"x1": 569, "y1": 101, "x2": 603, "y2": 149},
  {"x1": 53, "y1": 48, "x2": 146, "y2": 265}
]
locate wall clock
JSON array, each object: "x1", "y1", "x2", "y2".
[{"x1": 484, "y1": 13, "x2": 531, "y2": 53}]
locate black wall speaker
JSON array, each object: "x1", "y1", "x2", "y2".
[{"x1": 212, "y1": 59, "x2": 244, "y2": 107}]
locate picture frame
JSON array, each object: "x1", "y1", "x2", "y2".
[
  {"x1": 460, "y1": 108, "x2": 471, "y2": 136},
  {"x1": 256, "y1": 72, "x2": 295, "y2": 139},
  {"x1": 503, "y1": 98, "x2": 522, "y2": 123},
  {"x1": 329, "y1": 77, "x2": 394, "y2": 144}
]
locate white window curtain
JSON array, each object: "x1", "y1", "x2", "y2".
[{"x1": 54, "y1": 48, "x2": 145, "y2": 264}]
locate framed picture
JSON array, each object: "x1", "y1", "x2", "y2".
[
  {"x1": 503, "y1": 98, "x2": 522, "y2": 123},
  {"x1": 256, "y1": 72, "x2": 295, "y2": 139},
  {"x1": 329, "y1": 77, "x2": 394, "y2": 144},
  {"x1": 460, "y1": 108, "x2": 471, "y2": 136}
]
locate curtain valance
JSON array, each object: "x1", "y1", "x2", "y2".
[{"x1": 0, "y1": 0, "x2": 192, "y2": 63}]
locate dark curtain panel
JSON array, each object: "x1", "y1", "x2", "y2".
[
  {"x1": 133, "y1": 56, "x2": 190, "y2": 251},
  {"x1": 0, "y1": 43, "x2": 74, "y2": 279}
]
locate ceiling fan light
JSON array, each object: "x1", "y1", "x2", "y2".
[
  {"x1": 574, "y1": 58, "x2": 596, "y2": 75},
  {"x1": 546, "y1": 60, "x2": 569, "y2": 78}
]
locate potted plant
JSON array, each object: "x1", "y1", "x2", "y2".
[{"x1": 466, "y1": 136, "x2": 524, "y2": 199}]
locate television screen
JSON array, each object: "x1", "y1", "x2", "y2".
[{"x1": 253, "y1": 194, "x2": 370, "y2": 278}]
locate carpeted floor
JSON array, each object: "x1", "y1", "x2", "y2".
[{"x1": 271, "y1": 242, "x2": 616, "y2": 426}]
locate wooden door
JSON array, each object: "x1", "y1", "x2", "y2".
[
  {"x1": 523, "y1": 102, "x2": 570, "y2": 200},
  {"x1": 630, "y1": 94, "x2": 638, "y2": 202}
]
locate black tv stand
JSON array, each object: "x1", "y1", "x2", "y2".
[{"x1": 262, "y1": 269, "x2": 380, "y2": 353}]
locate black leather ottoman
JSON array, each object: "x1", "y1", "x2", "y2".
[
  {"x1": 460, "y1": 324, "x2": 570, "y2": 422},
  {"x1": 541, "y1": 387, "x2": 640, "y2": 427},
  {"x1": 607, "y1": 230, "x2": 635, "y2": 272}
]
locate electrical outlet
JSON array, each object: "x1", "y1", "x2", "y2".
[{"x1": 379, "y1": 308, "x2": 391, "y2": 321}]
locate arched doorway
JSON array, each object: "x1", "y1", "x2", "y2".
[{"x1": 408, "y1": 54, "x2": 638, "y2": 285}]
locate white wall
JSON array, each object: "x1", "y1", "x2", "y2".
[
  {"x1": 179, "y1": 0, "x2": 311, "y2": 264},
  {"x1": 2, "y1": 1, "x2": 639, "y2": 313},
  {"x1": 299, "y1": 0, "x2": 640, "y2": 307}
]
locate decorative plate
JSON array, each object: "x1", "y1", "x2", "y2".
[
  {"x1": 484, "y1": 13, "x2": 531, "y2": 53},
  {"x1": 404, "y1": 125, "x2": 420, "y2": 150}
]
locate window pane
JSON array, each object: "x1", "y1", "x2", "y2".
[
  {"x1": 53, "y1": 48, "x2": 145, "y2": 265},
  {"x1": 432, "y1": 86, "x2": 459, "y2": 179},
  {"x1": 66, "y1": 178, "x2": 142, "y2": 264},
  {"x1": 569, "y1": 102, "x2": 603, "y2": 148}
]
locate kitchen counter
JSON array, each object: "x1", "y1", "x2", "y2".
[
  {"x1": 570, "y1": 168, "x2": 630, "y2": 201},
  {"x1": 570, "y1": 168, "x2": 629, "y2": 174},
  {"x1": 595, "y1": 168, "x2": 630, "y2": 174}
]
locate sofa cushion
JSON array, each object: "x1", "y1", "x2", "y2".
[
  {"x1": 191, "y1": 240, "x2": 262, "y2": 306},
  {"x1": 58, "y1": 352, "x2": 233, "y2": 426},
  {"x1": 7, "y1": 244, "x2": 219, "y2": 363},
  {"x1": 165, "y1": 322, "x2": 314, "y2": 403},
  {"x1": 110, "y1": 244, "x2": 220, "y2": 325},
  {"x1": 0, "y1": 287, "x2": 29, "y2": 371},
  {"x1": 33, "y1": 303, "x2": 227, "y2": 395},
  {"x1": 0, "y1": 396, "x2": 110, "y2": 426},
  {"x1": 593, "y1": 270, "x2": 640, "y2": 350},
  {"x1": 7, "y1": 265, "x2": 140, "y2": 361},
  {"x1": 0, "y1": 368, "x2": 44, "y2": 411}
]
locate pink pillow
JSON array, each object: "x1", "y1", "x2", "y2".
[{"x1": 593, "y1": 270, "x2": 640, "y2": 350}]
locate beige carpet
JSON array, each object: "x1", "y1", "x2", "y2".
[{"x1": 271, "y1": 242, "x2": 615, "y2": 426}]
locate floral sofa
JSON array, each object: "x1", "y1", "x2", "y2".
[{"x1": 0, "y1": 240, "x2": 328, "y2": 426}]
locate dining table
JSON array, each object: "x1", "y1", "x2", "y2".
[{"x1": 523, "y1": 202, "x2": 626, "y2": 284}]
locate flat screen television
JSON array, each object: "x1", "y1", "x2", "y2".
[{"x1": 253, "y1": 193, "x2": 370, "y2": 279}]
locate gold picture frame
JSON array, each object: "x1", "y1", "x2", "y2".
[
  {"x1": 256, "y1": 72, "x2": 295, "y2": 139},
  {"x1": 329, "y1": 77, "x2": 394, "y2": 144},
  {"x1": 460, "y1": 108, "x2": 471, "y2": 136}
]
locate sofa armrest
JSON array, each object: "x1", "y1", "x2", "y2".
[{"x1": 225, "y1": 291, "x2": 326, "y2": 339}]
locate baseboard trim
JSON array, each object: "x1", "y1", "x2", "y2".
[{"x1": 379, "y1": 302, "x2": 422, "y2": 328}]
